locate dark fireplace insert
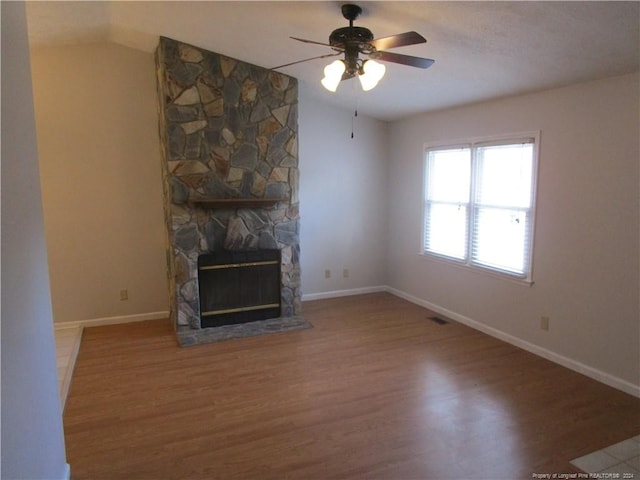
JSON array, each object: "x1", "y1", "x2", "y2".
[{"x1": 197, "y1": 250, "x2": 281, "y2": 328}]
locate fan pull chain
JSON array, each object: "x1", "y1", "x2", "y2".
[
  {"x1": 351, "y1": 109, "x2": 357, "y2": 138},
  {"x1": 351, "y1": 91, "x2": 359, "y2": 139}
]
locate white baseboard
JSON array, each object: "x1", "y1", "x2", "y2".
[
  {"x1": 386, "y1": 286, "x2": 640, "y2": 398},
  {"x1": 54, "y1": 311, "x2": 169, "y2": 330},
  {"x1": 63, "y1": 463, "x2": 71, "y2": 480},
  {"x1": 302, "y1": 286, "x2": 387, "y2": 302}
]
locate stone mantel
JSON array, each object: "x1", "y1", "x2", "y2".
[{"x1": 189, "y1": 197, "x2": 288, "y2": 209}]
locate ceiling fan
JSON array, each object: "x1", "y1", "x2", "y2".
[{"x1": 272, "y1": 3, "x2": 435, "y2": 92}]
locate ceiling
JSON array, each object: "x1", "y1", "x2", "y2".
[{"x1": 26, "y1": 1, "x2": 639, "y2": 121}]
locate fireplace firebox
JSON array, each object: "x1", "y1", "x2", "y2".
[{"x1": 197, "y1": 250, "x2": 281, "y2": 328}]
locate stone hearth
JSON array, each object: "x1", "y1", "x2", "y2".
[{"x1": 155, "y1": 37, "x2": 302, "y2": 344}]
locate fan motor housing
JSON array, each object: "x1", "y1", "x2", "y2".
[{"x1": 329, "y1": 26, "x2": 374, "y2": 48}]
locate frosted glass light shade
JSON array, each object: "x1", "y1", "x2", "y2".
[
  {"x1": 321, "y1": 60, "x2": 346, "y2": 92},
  {"x1": 359, "y1": 60, "x2": 386, "y2": 91}
]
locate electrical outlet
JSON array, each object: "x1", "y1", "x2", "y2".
[
  {"x1": 120, "y1": 289, "x2": 129, "y2": 301},
  {"x1": 343, "y1": 268, "x2": 349, "y2": 278},
  {"x1": 324, "y1": 269, "x2": 331, "y2": 279},
  {"x1": 540, "y1": 316, "x2": 549, "y2": 331}
]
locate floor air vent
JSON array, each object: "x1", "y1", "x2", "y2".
[{"x1": 428, "y1": 316, "x2": 449, "y2": 325}]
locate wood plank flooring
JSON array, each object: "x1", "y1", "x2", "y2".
[{"x1": 63, "y1": 293, "x2": 640, "y2": 479}]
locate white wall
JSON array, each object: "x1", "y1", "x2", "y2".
[
  {"x1": 387, "y1": 73, "x2": 640, "y2": 388},
  {"x1": 30, "y1": 43, "x2": 168, "y2": 324},
  {"x1": 1, "y1": 2, "x2": 69, "y2": 478},
  {"x1": 298, "y1": 87, "x2": 389, "y2": 296}
]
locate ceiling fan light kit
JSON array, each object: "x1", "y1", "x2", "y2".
[
  {"x1": 273, "y1": 3, "x2": 434, "y2": 93},
  {"x1": 321, "y1": 58, "x2": 386, "y2": 92}
]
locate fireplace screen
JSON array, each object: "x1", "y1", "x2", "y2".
[{"x1": 197, "y1": 250, "x2": 281, "y2": 328}]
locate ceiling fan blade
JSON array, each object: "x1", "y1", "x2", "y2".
[
  {"x1": 271, "y1": 52, "x2": 342, "y2": 70},
  {"x1": 369, "y1": 31, "x2": 426, "y2": 51},
  {"x1": 290, "y1": 36, "x2": 336, "y2": 49},
  {"x1": 376, "y1": 51, "x2": 435, "y2": 69}
]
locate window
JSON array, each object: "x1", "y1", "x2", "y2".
[{"x1": 422, "y1": 134, "x2": 538, "y2": 281}]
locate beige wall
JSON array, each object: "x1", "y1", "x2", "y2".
[
  {"x1": 30, "y1": 42, "x2": 168, "y2": 324},
  {"x1": 387, "y1": 73, "x2": 640, "y2": 388}
]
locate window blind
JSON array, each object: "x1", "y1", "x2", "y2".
[
  {"x1": 424, "y1": 146, "x2": 470, "y2": 260},
  {"x1": 471, "y1": 140, "x2": 534, "y2": 276}
]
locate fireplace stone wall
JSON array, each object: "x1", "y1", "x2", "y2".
[{"x1": 155, "y1": 37, "x2": 301, "y2": 332}]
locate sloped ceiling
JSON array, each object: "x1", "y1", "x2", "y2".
[{"x1": 26, "y1": 1, "x2": 639, "y2": 121}]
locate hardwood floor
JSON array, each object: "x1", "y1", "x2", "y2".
[{"x1": 63, "y1": 293, "x2": 640, "y2": 479}]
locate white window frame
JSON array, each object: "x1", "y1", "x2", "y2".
[{"x1": 421, "y1": 132, "x2": 540, "y2": 284}]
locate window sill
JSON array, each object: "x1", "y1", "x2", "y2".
[{"x1": 418, "y1": 252, "x2": 534, "y2": 287}]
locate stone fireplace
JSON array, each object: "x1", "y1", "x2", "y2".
[{"x1": 155, "y1": 37, "x2": 302, "y2": 345}]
